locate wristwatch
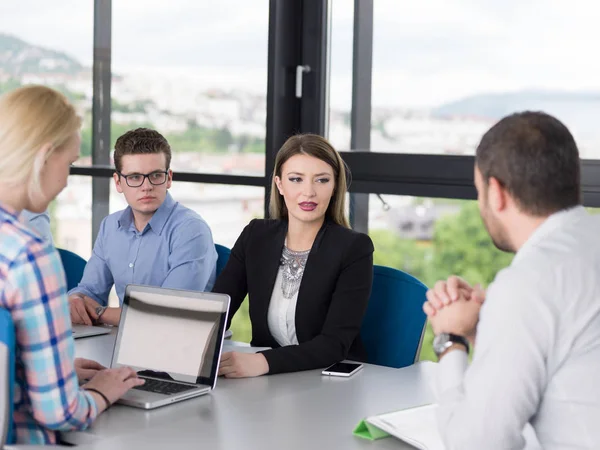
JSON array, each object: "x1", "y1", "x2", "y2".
[
  {"x1": 433, "y1": 333, "x2": 470, "y2": 358},
  {"x1": 95, "y1": 306, "x2": 108, "y2": 323}
]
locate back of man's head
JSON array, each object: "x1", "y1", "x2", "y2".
[
  {"x1": 475, "y1": 111, "x2": 581, "y2": 216},
  {"x1": 114, "y1": 128, "x2": 172, "y2": 173}
]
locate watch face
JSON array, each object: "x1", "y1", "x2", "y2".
[{"x1": 433, "y1": 333, "x2": 450, "y2": 355}]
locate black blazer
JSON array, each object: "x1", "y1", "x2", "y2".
[{"x1": 212, "y1": 218, "x2": 374, "y2": 374}]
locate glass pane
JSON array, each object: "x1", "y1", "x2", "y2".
[
  {"x1": 372, "y1": 0, "x2": 600, "y2": 157},
  {"x1": 54, "y1": 176, "x2": 93, "y2": 259},
  {"x1": 369, "y1": 194, "x2": 513, "y2": 361},
  {"x1": 112, "y1": 1, "x2": 269, "y2": 175},
  {"x1": 328, "y1": 0, "x2": 354, "y2": 151},
  {"x1": 0, "y1": 2, "x2": 94, "y2": 165}
]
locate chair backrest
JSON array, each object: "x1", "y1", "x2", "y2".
[
  {"x1": 215, "y1": 244, "x2": 231, "y2": 278},
  {"x1": 57, "y1": 248, "x2": 87, "y2": 292},
  {"x1": 360, "y1": 265, "x2": 428, "y2": 369},
  {"x1": 0, "y1": 308, "x2": 15, "y2": 446}
]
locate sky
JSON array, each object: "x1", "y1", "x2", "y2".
[{"x1": 2, "y1": 0, "x2": 600, "y2": 109}]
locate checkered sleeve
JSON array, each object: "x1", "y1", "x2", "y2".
[{"x1": 6, "y1": 241, "x2": 99, "y2": 430}]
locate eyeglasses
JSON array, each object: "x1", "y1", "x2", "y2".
[{"x1": 117, "y1": 170, "x2": 169, "y2": 188}]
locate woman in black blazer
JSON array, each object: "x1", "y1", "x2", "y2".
[{"x1": 213, "y1": 134, "x2": 374, "y2": 377}]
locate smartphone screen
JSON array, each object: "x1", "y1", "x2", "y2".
[{"x1": 322, "y1": 362, "x2": 363, "y2": 375}]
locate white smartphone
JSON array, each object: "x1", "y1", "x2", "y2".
[{"x1": 321, "y1": 362, "x2": 363, "y2": 377}]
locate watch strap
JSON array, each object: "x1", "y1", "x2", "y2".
[
  {"x1": 447, "y1": 334, "x2": 469, "y2": 354},
  {"x1": 434, "y1": 332, "x2": 470, "y2": 358},
  {"x1": 95, "y1": 306, "x2": 108, "y2": 322}
]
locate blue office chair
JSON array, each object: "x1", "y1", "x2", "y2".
[
  {"x1": 214, "y1": 244, "x2": 233, "y2": 339},
  {"x1": 0, "y1": 308, "x2": 15, "y2": 446},
  {"x1": 215, "y1": 244, "x2": 231, "y2": 278},
  {"x1": 57, "y1": 248, "x2": 87, "y2": 292},
  {"x1": 360, "y1": 265, "x2": 428, "y2": 369}
]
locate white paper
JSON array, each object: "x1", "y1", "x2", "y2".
[
  {"x1": 368, "y1": 404, "x2": 444, "y2": 450},
  {"x1": 368, "y1": 404, "x2": 541, "y2": 450}
]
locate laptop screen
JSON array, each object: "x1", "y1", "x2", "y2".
[{"x1": 111, "y1": 285, "x2": 229, "y2": 387}]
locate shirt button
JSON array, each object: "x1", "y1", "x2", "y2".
[{"x1": 129, "y1": 263, "x2": 134, "y2": 268}]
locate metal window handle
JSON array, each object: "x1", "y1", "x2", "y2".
[
  {"x1": 376, "y1": 194, "x2": 391, "y2": 211},
  {"x1": 295, "y1": 65, "x2": 311, "y2": 98}
]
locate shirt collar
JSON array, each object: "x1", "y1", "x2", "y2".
[
  {"x1": 148, "y1": 192, "x2": 177, "y2": 235},
  {"x1": 117, "y1": 192, "x2": 177, "y2": 235},
  {"x1": 0, "y1": 203, "x2": 20, "y2": 222},
  {"x1": 513, "y1": 205, "x2": 587, "y2": 265},
  {"x1": 117, "y1": 207, "x2": 134, "y2": 230}
]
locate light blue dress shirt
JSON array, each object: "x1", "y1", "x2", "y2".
[
  {"x1": 20, "y1": 210, "x2": 53, "y2": 244},
  {"x1": 68, "y1": 193, "x2": 217, "y2": 306}
]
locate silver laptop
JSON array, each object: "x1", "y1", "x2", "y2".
[
  {"x1": 110, "y1": 284, "x2": 230, "y2": 409},
  {"x1": 72, "y1": 324, "x2": 112, "y2": 339}
]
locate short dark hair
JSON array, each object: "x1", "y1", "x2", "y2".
[
  {"x1": 113, "y1": 128, "x2": 172, "y2": 173},
  {"x1": 475, "y1": 111, "x2": 581, "y2": 216}
]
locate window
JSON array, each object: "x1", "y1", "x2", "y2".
[
  {"x1": 372, "y1": 0, "x2": 600, "y2": 157},
  {"x1": 111, "y1": 1, "x2": 269, "y2": 175},
  {"x1": 369, "y1": 194, "x2": 513, "y2": 360},
  {"x1": 0, "y1": 2, "x2": 94, "y2": 164},
  {"x1": 328, "y1": 0, "x2": 354, "y2": 151},
  {"x1": 54, "y1": 176, "x2": 93, "y2": 259}
]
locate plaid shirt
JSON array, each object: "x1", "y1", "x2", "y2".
[{"x1": 0, "y1": 205, "x2": 98, "y2": 444}]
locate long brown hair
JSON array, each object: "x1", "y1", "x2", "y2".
[{"x1": 269, "y1": 134, "x2": 350, "y2": 228}]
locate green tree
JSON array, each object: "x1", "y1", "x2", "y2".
[
  {"x1": 229, "y1": 299, "x2": 251, "y2": 343},
  {"x1": 431, "y1": 202, "x2": 513, "y2": 286},
  {"x1": 420, "y1": 201, "x2": 513, "y2": 361},
  {"x1": 80, "y1": 125, "x2": 92, "y2": 157},
  {"x1": 371, "y1": 229, "x2": 432, "y2": 284},
  {"x1": 164, "y1": 126, "x2": 233, "y2": 153},
  {"x1": 110, "y1": 122, "x2": 155, "y2": 150}
]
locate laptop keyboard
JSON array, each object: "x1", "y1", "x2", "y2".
[{"x1": 133, "y1": 377, "x2": 198, "y2": 395}]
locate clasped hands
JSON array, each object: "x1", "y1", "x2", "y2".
[{"x1": 423, "y1": 275, "x2": 486, "y2": 345}]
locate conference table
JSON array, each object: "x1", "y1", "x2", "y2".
[{"x1": 64, "y1": 331, "x2": 437, "y2": 449}]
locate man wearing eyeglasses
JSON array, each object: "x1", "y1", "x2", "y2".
[{"x1": 68, "y1": 128, "x2": 217, "y2": 326}]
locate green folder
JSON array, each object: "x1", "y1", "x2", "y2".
[{"x1": 353, "y1": 419, "x2": 390, "y2": 440}]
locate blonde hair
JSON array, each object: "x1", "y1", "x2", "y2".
[
  {"x1": 269, "y1": 134, "x2": 350, "y2": 228},
  {"x1": 0, "y1": 85, "x2": 81, "y2": 198}
]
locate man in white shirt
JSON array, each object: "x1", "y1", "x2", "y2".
[{"x1": 423, "y1": 111, "x2": 600, "y2": 449}]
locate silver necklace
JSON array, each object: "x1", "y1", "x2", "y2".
[{"x1": 280, "y1": 246, "x2": 310, "y2": 299}]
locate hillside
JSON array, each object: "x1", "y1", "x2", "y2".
[
  {"x1": 433, "y1": 90, "x2": 600, "y2": 134},
  {"x1": 0, "y1": 33, "x2": 83, "y2": 76}
]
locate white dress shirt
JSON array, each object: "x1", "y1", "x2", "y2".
[
  {"x1": 436, "y1": 206, "x2": 600, "y2": 449},
  {"x1": 267, "y1": 266, "x2": 300, "y2": 347}
]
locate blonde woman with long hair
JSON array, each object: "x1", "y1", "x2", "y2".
[
  {"x1": 0, "y1": 86, "x2": 143, "y2": 444},
  {"x1": 213, "y1": 134, "x2": 374, "y2": 378}
]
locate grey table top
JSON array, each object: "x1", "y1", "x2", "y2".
[{"x1": 66, "y1": 331, "x2": 437, "y2": 450}]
